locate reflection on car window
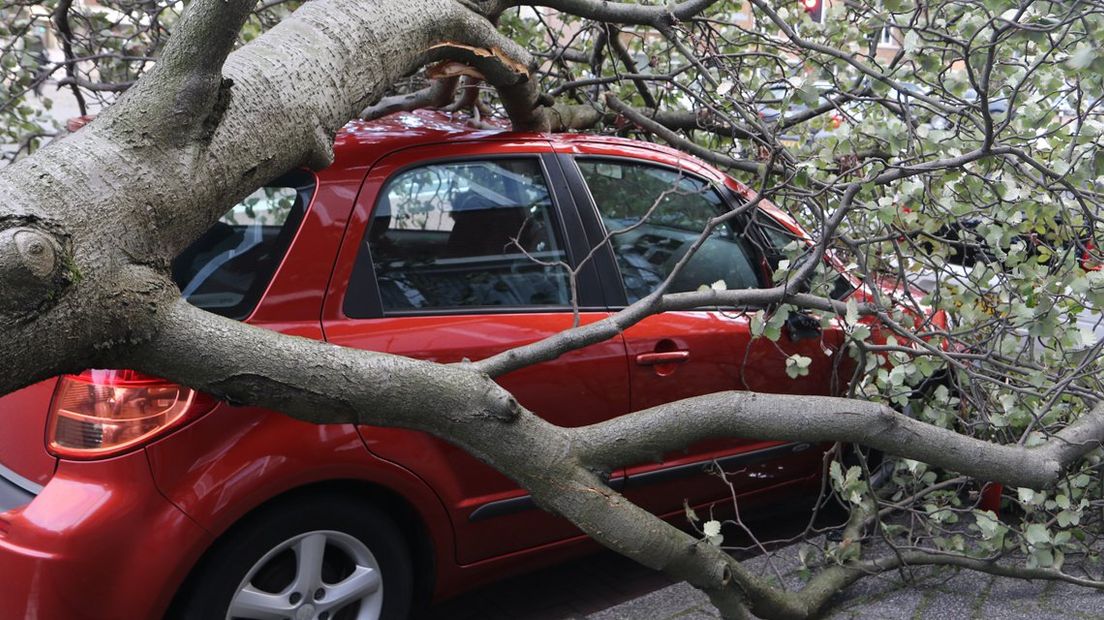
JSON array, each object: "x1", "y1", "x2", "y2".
[
  {"x1": 365, "y1": 159, "x2": 570, "y2": 311},
  {"x1": 172, "y1": 170, "x2": 313, "y2": 320},
  {"x1": 578, "y1": 160, "x2": 761, "y2": 304}
]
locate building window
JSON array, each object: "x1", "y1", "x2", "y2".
[{"x1": 880, "y1": 24, "x2": 896, "y2": 47}]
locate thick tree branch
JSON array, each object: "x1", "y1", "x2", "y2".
[
  {"x1": 571, "y1": 392, "x2": 1104, "y2": 490},
  {"x1": 0, "y1": 0, "x2": 537, "y2": 397},
  {"x1": 132, "y1": 300, "x2": 522, "y2": 432},
  {"x1": 99, "y1": 0, "x2": 258, "y2": 141},
  {"x1": 359, "y1": 76, "x2": 461, "y2": 120}
]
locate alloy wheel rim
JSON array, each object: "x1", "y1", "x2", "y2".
[{"x1": 227, "y1": 530, "x2": 383, "y2": 620}]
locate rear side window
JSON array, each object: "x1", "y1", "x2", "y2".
[
  {"x1": 350, "y1": 158, "x2": 571, "y2": 314},
  {"x1": 578, "y1": 160, "x2": 761, "y2": 304},
  {"x1": 172, "y1": 170, "x2": 313, "y2": 319}
]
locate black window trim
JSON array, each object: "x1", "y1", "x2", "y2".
[
  {"x1": 342, "y1": 152, "x2": 605, "y2": 319},
  {"x1": 563, "y1": 154, "x2": 770, "y2": 310}
]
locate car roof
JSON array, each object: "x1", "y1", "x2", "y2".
[
  {"x1": 335, "y1": 110, "x2": 516, "y2": 155},
  {"x1": 333, "y1": 109, "x2": 718, "y2": 168},
  {"x1": 332, "y1": 109, "x2": 802, "y2": 233}
]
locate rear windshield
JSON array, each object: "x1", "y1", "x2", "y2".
[{"x1": 172, "y1": 170, "x2": 314, "y2": 319}]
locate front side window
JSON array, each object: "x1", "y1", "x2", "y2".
[
  {"x1": 362, "y1": 159, "x2": 571, "y2": 312},
  {"x1": 172, "y1": 170, "x2": 313, "y2": 319},
  {"x1": 577, "y1": 160, "x2": 761, "y2": 304},
  {"x1": 754, "y1": 213, "x2": 856, "y2": 301}
]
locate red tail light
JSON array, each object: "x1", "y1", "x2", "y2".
[{"x1": 47, "y1": 370, "x2": 215, "y2": 459}]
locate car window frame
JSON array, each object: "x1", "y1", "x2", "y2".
[
  {"x1": 343, "y1": 152, "x2": 600, "y2": 319},
  {"x1": 564, "y1": 155, "x2": 769, "y2": 309}
]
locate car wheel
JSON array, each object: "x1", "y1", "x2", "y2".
[{"x1": 173, "y1": 496, "x2": 413, "y2": 620}]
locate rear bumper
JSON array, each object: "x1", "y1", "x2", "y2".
[{"x1": 0, "y1": 451, "x2": 212, "y2": 620}]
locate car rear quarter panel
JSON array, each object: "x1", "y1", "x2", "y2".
[
  {"x1": 143, "y1": 402, "x2": 457, "y2": 539},
  {"x1": 0, "y1": 380, "x2": 58, "y2": 487},
  {"x1": 0, "y1": 452, "x2": 210, "y2": 620}
]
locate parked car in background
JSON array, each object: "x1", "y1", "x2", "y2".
[{"x1": 0, "y1": 111, "x2": 915, "y2": 620}]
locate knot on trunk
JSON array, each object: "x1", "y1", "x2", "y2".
[{"x1": 0, "y1": 226, "x2": 69, "y2": 318}]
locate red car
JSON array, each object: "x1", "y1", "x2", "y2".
[{"x1": 0, "y1": 111, "x2": 872, "y2": 620}]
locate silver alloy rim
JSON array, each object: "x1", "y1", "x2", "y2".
[{"x1": 226, "y1": 530, "x2": 384, "y2": 620}]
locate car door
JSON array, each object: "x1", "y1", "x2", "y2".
[
  {"x1": 322, "y1": 141, "x2": 631, "y2": 564},
  {"x1": 559, "y1": 146, "x2": 841, "y2": 518}
]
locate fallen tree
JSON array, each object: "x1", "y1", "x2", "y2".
[{"x1": 3, "y1": 1, "x2": 1104, "y2": 618}]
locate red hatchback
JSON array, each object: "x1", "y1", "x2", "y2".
[{"x1": 0, "y1": 111, "x2": 866, "y2": 620}]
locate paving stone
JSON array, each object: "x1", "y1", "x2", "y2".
[
  {"x1": 962, "y1": 576, "x2": 1046, "y2": 620},
  {"x1": 978, "y1": 601, "x2": 1055, "y2": 620},
  {"x1": 918, "y1": 592, "x2": 979, "y2": 619},
  {"x1": 986, "y1": 575, "x2": 1049, "y2": 600},
  {"x1": 850, "y1": 574, "x2": 912, "y2": 598},
  {"x1": 824, "y1": 589, "x2": 925, "y2": 620},
  {"x1": 667, "y1": 609, "x2": 722, "y2": 620},
  {"x1": 586, "y1": 582, "x2": 710, "y2": 620},
  {"x1": 425, "y1": 521, "x2": 1104, "y2": 620},
  {"x1": 1040, "y1": 581, "x2": 1104, "y2": 617}
]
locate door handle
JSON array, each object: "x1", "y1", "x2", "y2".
[{"x1": 635, "y1": 351, "x2": 691, "y2": 366}]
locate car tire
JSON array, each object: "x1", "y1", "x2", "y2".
[{"x1": 171, "y1": 495, "x2": 413, "y2": 620}]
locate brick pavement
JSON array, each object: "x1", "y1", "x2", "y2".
[
  {"x1": 425, "y1": 535, "x2": 1104, "y2": 620},
  {"x1": 584, "y1": 543, "x2": 1104, "y2": 620},
  {"x1": 421, "y1": 548, "x2": 676, "y2": 619}
]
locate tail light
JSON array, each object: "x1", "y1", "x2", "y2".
[{"x1": 47, "y1": 370, "x2": 215, "y2": 459}]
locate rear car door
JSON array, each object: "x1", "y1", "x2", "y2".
[
  {"x1": 322, "y1": 141, "x2": 631, "y2": 564},
  {"x1": 559, "y1": 146, "x2": 842, "y2": 517}
]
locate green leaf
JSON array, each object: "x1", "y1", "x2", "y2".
[
  {"x1": 852, "y1": 324, "x2": 871, "y2": 341},
  {"x1": 751, "y1": 311, "x2": 766, "y2": 337},
  {"x1": 1068, "y1": 44, "x2": 1097, "y2": 70},
  {"x1": 975, "y1": 511, "x2": 1004, "y2": 540},
  {"x1": 830, "y1": 460, "x2": 844, "y2": 487},
  {"x1": 1029, "y1": 548, "x2": 1055, "y2": 569},
  {"x1": 785, "y1": 354, "x2": 813, "y2": 378},
  {"x1": 1024, "y1": 523, "x2": 1050, "y2": 546},
  {"x1": 1057, "y1": 509, "x2": 1081, "y2": 527}
]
